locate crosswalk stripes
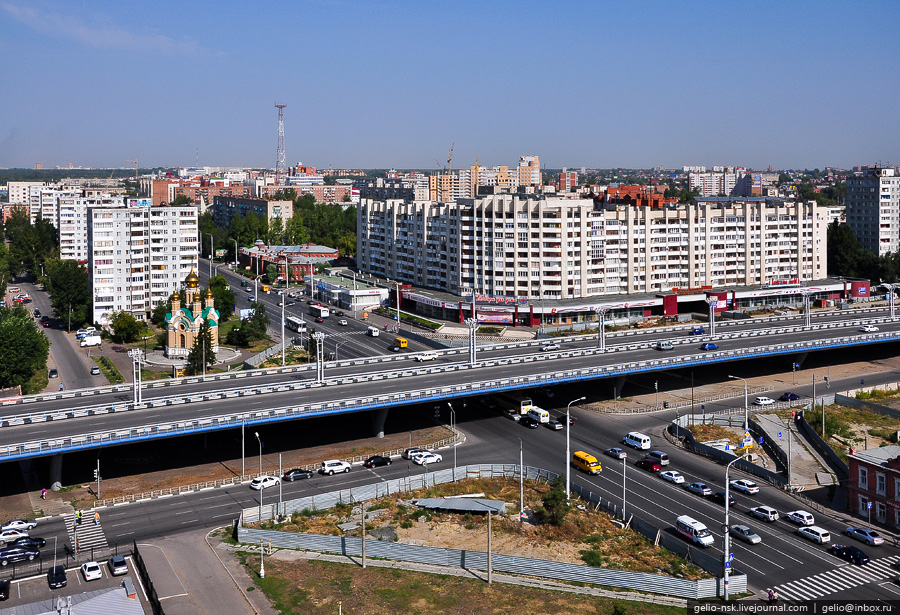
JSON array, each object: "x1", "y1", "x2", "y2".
[
  {"x1": 773, "y1": 554, "x2": 900, "y2": 600},
  {"x1": 64, "y1": 513, "x2": 109, "y2": 555}
]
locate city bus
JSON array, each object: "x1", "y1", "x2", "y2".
[
  {"x1": 309, "y1": 304, "x2": 330, "y2": 319},
  {"x1": 499, "y1": 393, "x2": 533, "y2": 415},
  {"x1": 285, "y1": 316, "x2": 307, "y2": 333}
]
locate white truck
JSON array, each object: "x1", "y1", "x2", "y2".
[{"x1": 79, "y1": 335, "x2": 102, "y2": 348}]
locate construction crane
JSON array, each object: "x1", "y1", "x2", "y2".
[
  {"x1": 434, "y1": 159, "x2": 445, "y2": 173},
  {"x1": 125, "y1": 158, "x2": 139, "y2": 181},
  {"x1": 447, "y1": 141, "x2": 455, "y2": 175}
]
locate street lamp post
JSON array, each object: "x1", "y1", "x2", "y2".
[
  {"x1": 706, "y1": 297, "x2": 718, "y2": 337},
  {"x1": 517, "y1": 436, "x2": 524, "y2": 522},
  {"x1": 259, "y1": 539, "x2": 265, "y2": 579},
  {"x1": 622, "y1": 456, "x2": 627, "y2": 522},
  {"x1": 728, "y1": 375, "x2": 749, "y2": 432},
  {"x1": 565, "y1": 396, "x2": 586, "y2": 502},
  {"x1": 254, "y1": 432, "x2": 263, "y2": 522},
  {"x1": 334, "y1": 339, "x2": 348, "y2": 362},
  {"x1": 723, "y1": 457, "x2": 740, "y2": 601},
  {"x1": 465, "y1": 317, "x2": 478, "y2": 366},
  {"x1": 447, "y1": 403, "x2": 456, "y2": 481},
  {"x1": 800, "y1": 289, "x2": 812, "y2": 329},
  {"x1": 654, "y1": 380, "x2": 659, "y2": 411},
  {"x1": 206, "y1": 234, "x2": 214, "y2": 278},
  {"x1": 595, "y1": 307, "x2": 608, "y2": 350},
  {"x1": 233, "y1": 239, "x2": 239, "y2": 267}
]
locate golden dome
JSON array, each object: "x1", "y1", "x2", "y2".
[
  {"x1": 184, "y1": 269, "x2": 200, "y2": 288},
  {"x1": 205, "y1": 288, "x2": 213, "y2": 299}
]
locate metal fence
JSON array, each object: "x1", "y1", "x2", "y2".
[
  {"x1": 238, "y1": 463, "x2": 746, "y2": 599},
  {"x1": 244, "y1": 340, "x2": 288, "y2": 368}
]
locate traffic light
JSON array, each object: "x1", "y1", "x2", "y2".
[{"x1": 93, "y1": 469, "x2": 98, "y2": 479}]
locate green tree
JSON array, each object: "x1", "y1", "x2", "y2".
[
  {"x1": 207, "y1": 276, "x2": 235, "y2": 321},
  {"x1": 151, "y1": 297, "x2": 173, "y2": 328},
  {"x1": 5, "y1": 211, "x2": 58, "y2": 276},
  {"x1": 185, "y1": 320, "x2": 215, "y2": 375},
  {"x1": 109, "y1": 311, "x2": 142, "y2": 343},
  {"x1": 171, "y1": 194, "x2": 193, "y2": 206},
  {"x1": 44, "y1": 259, "x2": 91, "y2": 328},
  {"x1": 537, "y1": 477, "x2": 570, "y2": 526},
  {"x1": 0, "y1": 306, "x2": 50, "y2": 392},
  {"x1": 225, "y1": 322, "x2": 250, "y2": 347},
  {"x1": 244, "y1": 301, "x2": 269, "y2": 340}
]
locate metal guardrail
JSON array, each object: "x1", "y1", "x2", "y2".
[{"x1": 238, "y1": 463, "x2": 743, "y2": 600}]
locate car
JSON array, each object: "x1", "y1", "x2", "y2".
[
  {"x1": 107, "y1": 555, "x2": 128, "y2": 576},
  {"x1": 319, "y1": 460, "x2": 352, "y2": 475},
  {"x1": 244, "y1": 287, "x2": 252, "y2": 293},
  {"x1": 48, "y1": 368, "x2": 58, "y2": 378},
  {"x1": 42, "y1": 320, "x2": 51, "y2": 327},
  {"x1": 541, "y1": 343, "x2": 561, "y2": 351},
  {"x1": 282, "y1": 468, "x2": 314, "y2": 481},
  {"x1": 605, "y1": 448, "x2": 627, "y2": 460},
  {"x1": 660, "y1": 470, "x2": 685, "y2": 484},
  {"x1": 402, "y1": 448, "x2": 427, "y2": 460},
  {"x1": 0, "y1": 545, "x2": 39, "y2": 565},
  {"x1": 730, "y1": 525, "x2": 762, "y2": 544},
  {"x1": 786, "y1": 510, "x2": 815, "y2": 526},
  {"x1": 81, "y1": 561, "x2": 102, "y2": 581},
  {"x1": 860, "y1": 325, "x2": 880, "y2": 333},
  {"x1": 504, "y1": 409, "x2": 522, "y2": 422},
  {"x1": 389, "y1": 345, "x2": 401, "y2": 352},
  {"x1": 364, "y1": 455, "x2": 392, "y2": 468},
  {"x1": 636, "y1": 457, "x2": 662, "y2": 472},
  {"x1": 415, "y1": 352, "x2": 437, "y2": 362},
  {"x1": 306, "y1": 300, "x2": 315, "y2": 305},
  {"x1": 0, "y1": 578, "x2": 8, "y2": 600},
  {"x1": 655, "y1": 340, "x2": 674, "y2": 350},
  {"x1": 2, "y1": 519, "x2": 36, "y2": 532},
  {"x1": 712, "y1": 491, "x2": 736, "y2": 506},
  {"x1": 90, "y1": 365, "x2": 101, "y2": 375},
  {"x1": 0, "y1": 529, "x2": 29, "y2": 545},
  {"x1": 689, "y1": 327, "x2": 706, "y2": 335},
  {"x1": 730, "y1": 479, "x2": 760, "y2": 495},
  {"x1": 753, "y1": 396, "x2": 775, "y2": 406},
  {"x1": 40, "y1": 315, "x2": 50, "y2": 322},
  {"x1": 829, "y1": 544, "x2": 869, "y2": 565},
  {"x1": 560, "y1": 415, "x2": 576, "y2": 425},
  {"x1": 844, "y1": 526, "x2": 885, "y2": 546},
  {"x1": 520, "y1": 415, "x2": 540, "y2": 429},
  {"x1": 779, "y1": 392, "x2": 800, "y2": 401},
  {"x1": 11, "y1": 536, "x2": 46, "y2": 549},
  {"x1": 686, "y1": 482, "x2": 712, "y2": 496},
  {"x1": 700, "y1": 342, "x2": 719, "y2": 350},
  {"x1": 544, "y1": 419, "x2": 564, "y2": 431},
  {"x1": 33, "y1": 309, "x2": 40, "y2": 317},
  {"x1": 249, "y1": 476, "x2": 280, "y2": 490},
  {"x1": 338, "y1": 319, "x2": 348, "y2": 326},
  {"x1": 412, "y1": 452, "x2": 442, "y2": 465},
  {"x1": 47, "y1": 565, "x2": 67, "y2": 588},
  {"x1": 315, "y1": 317, "x2": 325, "y2": 323},
  {"x1": 797, "y1": 526, "x2": 831, "y2": 544},
  {"x1": 286, "y1": 301, "x2": 295, "y2": 306},
  {"x1": 748, "y1": 505, "x2": 779, "y2": 522}
]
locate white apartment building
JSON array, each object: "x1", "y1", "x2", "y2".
[
  {"x1": 846, "y1": 166, "x2": 900, "y2": 256},
  {"x1": 688, "y1": 172, "x2": 741, "y2": 197},
  {"x1": 89, "y1": 206, "x2": 198, "y2": 325},
  {"x1": 7, "y1": 181, "x2": 43, "y2": 204},
  {"x1": 357, "y1": 194, "x2": 826, "y2": 300},
  {"x1": 58, "y1": 194, "x2": 125, "y2": 262}
]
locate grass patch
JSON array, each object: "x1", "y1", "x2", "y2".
[{"x1": 686, "y1": 423, "x2": 743, "y2": 446}]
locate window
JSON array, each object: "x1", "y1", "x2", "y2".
[
  {"x1": 877, "y1": 473, "x2": 887, "y2": 496},
  {"x1": 877, "y1": 501, "x2": 887, "y2": 523},
  {"x1": 859, "y1": 466, "x2": 868, "y2": 490}
]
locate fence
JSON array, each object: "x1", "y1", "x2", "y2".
[
  {"x1": 243, "y1": 340, "x2": 288, "y2": 368},
  {"x1": 797, "y1": 413, "x2": 850, "y2": 477},
  {"x1": 132, "y1": 541, "x2": 165, "y2": 615},
  {"x1": 835, "y1": 393, "x2": 900, "y2": 421},
  {"x1": 238, "y1": 463, "x2": 746, "y2": 599}
]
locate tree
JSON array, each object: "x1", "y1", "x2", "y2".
[
  {"x1": 225, "y1": 322, "x2": 250, "y2": 347},
  {"x1": 0, "y1": 306, "x2": 50, "y2": 393},
  {"x1": 536, "y1": 477, "x2": 570, "y2": 526},
  {"x1": 5, "y1": 211, "x2": 58, "y2": 276},
  {"x1": 207, "y1": 276, "x2": 235, "y2": 321},
  {"x1": 171, "y1": 194, "x2": 193, "y2": 206},
  {"x1": 265, "y1": 264, "x2": 277, "y2": 284},
  {"x1": 185, "y1": 319, "x2": 215, "y2": 375},
  {"x1": 151, "y1": 297, "x2": 173, "y2": 328},
  {"x1": 109, "y1": 311, "x2": 142, "y2": 343},
  {"x1": 244, "y1": 301, "x2": 269, "y2": 340},
  {"x1": 44, "y1": 259, "x2": 91, "y2": 328}
]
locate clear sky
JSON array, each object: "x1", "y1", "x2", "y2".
[{"x1": 2, "y1": 1, "x2": 899, "y2": 171}]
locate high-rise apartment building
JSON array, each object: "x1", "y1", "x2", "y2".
[
  {"x1": 846, "y1": 166, "x2": 900, "y2": 256},
  {"x1": 517, "y1": 155, "x2": 541, "y2": 187},
  {"x1": 58, "y1": 194, "x2": 126, "y2": 262}
]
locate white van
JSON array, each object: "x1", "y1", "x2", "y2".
[
  {"x1": 80, "y1": 335, "x2": 101, "y2": 348},
  {"x1": 366, "y1": 326, "x2": 380, "y2": 337},
  {"x1": 624, "y1": 432, "x2": 652, "y2": 450},
  {"x1": 656, "y1": 340, "x2": 674, "y2": 351},
  {"x1": 415, "y1": 352, "x2": 437, "y2": 362},
  {"x1": 675, "y1": 515, "x2": 714, "y2": 547},
  {"x1": 526, "y1": 408, "x2": 550, "y2": 424}
]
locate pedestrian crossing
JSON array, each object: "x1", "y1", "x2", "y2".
[
  {"x1": 64, "y1": 512, "x2": 109, "y2": 555},
  {"x1": 773, "y1": 554, "x2": 900, "y2": 600}
]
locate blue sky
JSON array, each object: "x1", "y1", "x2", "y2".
[{"x1": 2, "y1": 1, "x2": 899, "y2": 170}]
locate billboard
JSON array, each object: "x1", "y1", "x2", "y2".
[
  {"x1": 215, "y1": 249, "x2": 227, "y2": 258},
  {"x1": 127, "y1": 198, "x2": 152, "y2": 208}
]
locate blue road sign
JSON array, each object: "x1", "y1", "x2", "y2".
[
  {"x1": 725, "y1": 562, "x2": 731, "y2": 569},
  {"x1": 868, "y1": 502, "x2": 873, "y2": 509},
  {"x1": 759, "y1": 437, "x2": 764, "y2": 444},
  {"x1": 778, "y1": 432, "x2": 782, "y2": 438}
]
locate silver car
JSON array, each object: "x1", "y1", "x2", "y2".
[{"x1": 730, "y1": 525, "x2": 762, "y2": 544}]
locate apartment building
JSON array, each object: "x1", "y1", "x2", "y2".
[
  {"x1": 845, "y1": 166, "x2": 900, "y2": 256},
  {"x1": 848, "y1": 446, "x2": 900, "y2": 528},
  {"x1": 6, "y1": 181, "x2": 43, "y2": 205},
  {"x1": 89, "y1": 206, "x2": 198, "y2": 325},
  {"x1": 58, "y1": 194, "x2": 126, "y2": 262},
  {"x1": 357, "y1": 194, "x2": 826, "y2": 300},
  {"x1": 517, "y1": 155, "x2": 541, "y2": 187},
  {"x1": 211, "y1": 197, "x2": 293, "y2": 229}
]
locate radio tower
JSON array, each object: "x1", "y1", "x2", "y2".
[{"x1": 275, "y1": 102, "x2": 287, "y2": 184}]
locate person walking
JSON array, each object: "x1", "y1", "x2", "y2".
[
  {"x1": 41, "y1": 488, "x2": 46, "y2": 500},
  {"x1": 76, "y1": 511, "x2": 82, "y2": 525},
  {"x1": 93, "y1": 512, "x2": 100, "y2": 525}
]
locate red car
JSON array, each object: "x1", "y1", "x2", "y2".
[
  {"x1": 315, "y1": 317, "x2": 325, "y2": 323},
  {"x1": 636, "y1": 457, "x2": 662, "y2": 472}
]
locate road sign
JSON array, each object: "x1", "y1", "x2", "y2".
[
  {"x1": 725, "y1": 562, "x2": 731, "y2": 569},
  {"x1": 724, "y1": 444, "x2": 730, "y2": 450},
  {"x1": 759, "y1": 437, "x2": 764, "y2": 444},
  {"x1": 778, "y1": 432, "x2": 782, "y2": 438},
  {"x1": 868, "y1": 502, "x2": 873, "y2": 509},
  {"x1": 729, "y1": 553, "x2": 734, "y2": 562}
]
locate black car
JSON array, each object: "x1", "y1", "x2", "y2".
[
  {"x1": 364, "y1": 455, "x2": 392, "y2": 468},
  {"x1": 558, "y1": 415, "x2": 576, "y2": 425},
  {"x1": 712, "y1": 492, "x2": 736, "y2": 506},
  {"x1": 47, "y1": 565, "x2": 67, "y2": 588},
  {"x1": 336, "y1": 311, "x2": 345, "y2": 316},
  {"x1": 780, "y1": 392, "x2": 801, "y2": 401},
  {"x1": 0, "y1": 578, "x2": 9, "y2": 600},
  {"x1": 0, "y1": 545, "x2": 39, "y2": 565},
  {"x1": 282, "y1": 468, "x2": 313, "y2": 482},
  {"x1": 520, "y1": 415, "x2": 540, "y2": 429},
  {"x1": 12, "y1": 536, "x2": 46, "y2": 549},
  {"x1": 33, "y1": 309, "x2": 40, "y2": 318},
  {"x1": 829, "y1": 544, "x2": 869, "y2": 565}
]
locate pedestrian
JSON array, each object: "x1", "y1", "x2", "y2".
[
  {"x1": 41, "y1": 488, "x2": 46, "y2": 500},
  {"x1": 93, "y1": 512, "x2": 99, "y2": 525},
  {"x1": 59, "y1": 384, "x2": 63, "y2": 391},
  {"x1": 76, "y1": 511, "x2": 82, "y2": 525}
]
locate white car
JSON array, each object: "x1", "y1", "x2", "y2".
[
  {"x1": 730, "y1": 479, "x2": 760, "y2": 495},
  {"x1": 81, "y1": 561, "x2": 102, "y2": 581},
  {"x1": 415, "y1": 353, "x2": 437, "y2": 362},
  {"x1": 844, "y1": 526, "x2": 885, "y2": 546},
  {"x1": 412, "y1": 452, "x2": 442, "y2": 465},
  {"x1": 753, "y1": 396, "x2": 775, "y2": 406},
  {"x1": 0, "y1": 529, "x2": 29, "y2": 545},
  {"x1": 797, "y1": 526, "x2": 831, "y2": 544},
  {"x1": 860, "y1": 325, "x2": 879, "y2": 333},
  {"x1": 730, "y1": 525, "x2": 762, "y2": 545},
  {"x1": 319, "y1": 460, "x2": 352, "y2": 475},
  {"x1": 1, "y1": 519, "x2": 36, "y2": 532},
  {"x1": 660, "y1": 471, "x2": 685, "y2": 484},
  {"x1": 541, "y1": 343, "x2": 561, "y2": 352},
  {"x1": 338, "y1": 319, "x2": 348, "y2": 326},
  {"x1": 786, "y1": 510, "x2": 815, "y2": 526},
  {"x1": 249, "y1": 476, "x2": 280, "y2": 490},
  {"x1": 748, "y1": 506, "x2": 779, "y2": 522}
]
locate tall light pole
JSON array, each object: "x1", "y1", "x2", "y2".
[
  {"x1": 706, "y1": 297, "x2": 718, "y2": 337},
  {"x1": 800, "y1": 289, "x2": 812, "y2": 329},
  {"x1": 728, "y1": 375, "x2": 749, "y2": 432},
  {"x1": 622, "y1": 455, "x2": 627, "y2": 522},
  {"x1": 595, "y1": 307, "x2": 608, "y2": 350},
  {"x1": 233, "y1": 239, "x2": 239, "y2": 267},
  {"x1": 723, "y1": 456, "x2": 740, "y2": 601},
  {"x1": 565, "y1": 396, "x2": 586, "y2": 503},
  {"x1": 128, "y1": 349, "x2": 143, "y2": 405},
  {"x1": 465, "y1": 317, "x2": 478, "y2": 366},
  {"x1": 206, "y1": 233, "x2": 214, "y2": 278},
  {"x1": 259, "y1": 539, "x2": 265, "y2": 579},
  {"x1": 395, "y1": 281, "x2": 401, "y2": 331},
  {"x1": 885, "y1": 283, "x2": 899, "y2": 320},
  {"x1": 447, "y1": 402, "x2": 457, "y2": 481},
  {"x1": 517, "y1": 436, "x2": 524, "y2": 522},
  {"x1": 254, "y1": 431, "x2": 263, "y2": 522}
]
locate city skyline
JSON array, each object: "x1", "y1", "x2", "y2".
[{"x1": 2, "y1": 1, "x2": 899, "y2": 170}]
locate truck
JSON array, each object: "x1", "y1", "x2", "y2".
[{"x1": 80, "y1": 335, "x2": 102, "y2": 348}]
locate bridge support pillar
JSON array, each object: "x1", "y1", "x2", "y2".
[
  {"x1": 371, "y1": 407, "x2": 389, "y2": 439},
  {"x1": 50, "y1": 454, "x2": 63, "y2": 492},
  {"x1": 613, "y1": 375, "x2": 627, "y2": 398}
]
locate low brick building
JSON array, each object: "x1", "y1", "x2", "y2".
[{"x1": 848, "y1": 445, "x2": 900, "y2": 527}]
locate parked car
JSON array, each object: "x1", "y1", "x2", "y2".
[
  {"x1": 700, "y1": 342, "x2": 719, "y2": 351},
  {"x1": 2, "y1": 519, "x2": 36, "y2": 532},
  {"x1": 753, "y1": 396, "x2": 775, "y2": 406},
  {"x1": 605, "y1": 448, "x2": 627, "y2": 460},
  {"x1": 636, "y1": 457, "x2": 662, "y2": 472},
  {"x1": 0, "y1": 545, "x2": 39, "y2": 565},
  {"x1": 829, "y1": 544, "x2": 869, "y2": 565},
  {"x1": 712, "y1": 491, "x2": 736, "y2": 506},
  {"x1": 786, "y1": 510, "x2": 815, "y2": 526},
  {"x1": 412, "y1": 452, "x2": 442, "y2": 465},
  {"x1": 729, "y1": 479, "x2": 759, "y2": 495},
  {"x1": 81, "y1": 561, "x2": 102, "y2": 581},
  {"x1": 520, "y1": 415, "x2": 540, "y2": 429},
  {"x1": 90, "y1": 365, "x2": 101, "y2": 375},
  {"x1": 282, "y1": 468, "x2": 314, "y2": 481},
  {"x1": 0, "y1": 578, "x2": 8, "y2": 600},
  {"x1": 779, "y1": 392, "x2": 801, "y2": 401},
  {"x1": 33, "y1": 309, "x2": 40, "y2": 318},
  {"x1": 249, "y1": 476, "x2": 280, "y2": 490},
  {"x1": 686, "y1": 482, "x2": 712, "y2": 496},
  {"x1": 660, "y1": 470, "x2": 685, "y2": 484},
  {"x1": 363, "y1": 455, "x2": 392, "y2": 468},
  {"x1": 844, "y1": 526, "x2": 885, "y2": 546},
  {"x1": 47, "y1": 565, "x2": 67, "y2": 588},
  {"x1": 48, "y1": 368, "x2": 58, "y2": 378},
  {"x1": 544, "y1": 419, "x2": 564, "y2": 431},
  {"x1": 689, "y1": 327, "x2": 706, "y2": 335},
  {"x1": 748, "y1": 505, "x2": 779, "y2": 522},
  {"x1": 108, "y1": 556, "x2": 128, "y2": 576},
  {"x1": 730, "y1": 525, "x2": 762, "y2": 544},
  {"x1": 860, "y1": 325, "x2": 880, "y2": 333},
  {"x1": 402, "y1": 448, "x2": 427, "y2": 460},
  {"x1": 319, "y1": 460, "x2": 351, "y2": 475}
]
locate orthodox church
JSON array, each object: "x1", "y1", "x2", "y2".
[{"x1": 165, "y1": 269, "x2": 220, "y2": 358}]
